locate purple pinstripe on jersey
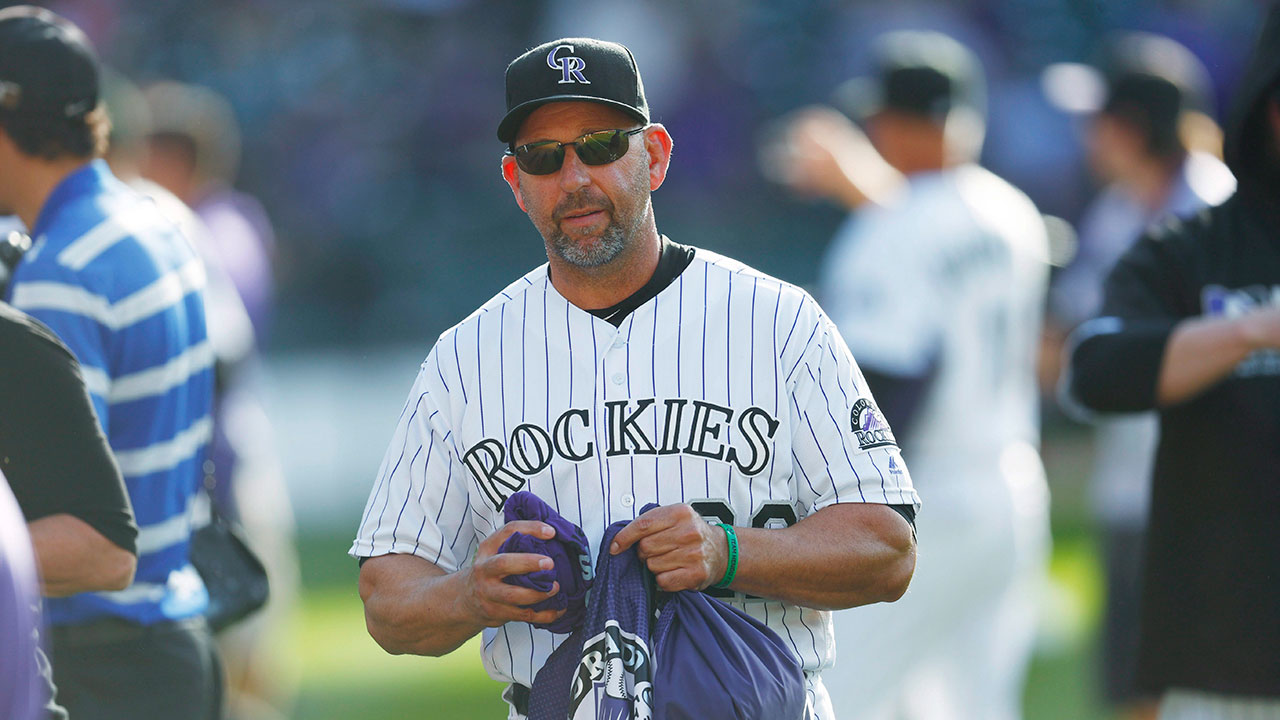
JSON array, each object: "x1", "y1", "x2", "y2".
[
  {"x1": 541, "y1": 278, "x2": 562, "y2": 512},
  {"x1": 355, "y1": 393, "x2": 414, "y2": 540},
  {"x1": 367, "y1": 393, "x2": 426, "y2": 553},
  {"x1": 389, "y1": 444, "x2": 423, "y2": 547},
  {"x1": 454, "y1": 326, "x2": 467, "y2": 404},
  {"x1": 566, "y1": 300, "x2": 586, "y2": 531},
  {"x1": 626, "y1": 317, "x2": 637, "y2": 509}
]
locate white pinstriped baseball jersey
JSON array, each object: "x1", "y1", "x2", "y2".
[{"x1": 350, "y1": 246, "x2": 918, "y2": 693}]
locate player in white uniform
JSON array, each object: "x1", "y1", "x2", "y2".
[
  {"x1": 351, "y1": 38, "x2": 919, "y2": 720},
  {"x1": 774, "y1": 32, "x2": 1051, "y2": 720}
]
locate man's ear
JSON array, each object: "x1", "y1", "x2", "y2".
[
  {"x1": 643, "y1": 124, "x2": 673, "y2": 192},
  {"x1": 501, "y1": 154, "x2": 527, "y2": 213}
]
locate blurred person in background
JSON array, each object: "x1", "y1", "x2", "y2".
[
  {"x1": 128, "y1": 79, "x2": 300, "y2": 720},
  {"x1": 0, "y1": 6, "x2": 220, "y2": 719},
  {"x1": 0, "y1": 471, "x2": 45, "y2": 720},
  {"x1": 770, "y1": 30, "x2": 1051, "y2": 720},
  {"x1": 1065, "y1": 5, "x2": 1280, "y2": 717},
  {"x1": 100, "y1": 70, "x2": 259, "y2": 384},
  {"x1": 103, "y1": 71, "x2": 261, "y2": 370},
  {"x1": 142, "y1": 81, "x2": 276, "y2": 342},
  {"x1": 1044, "y1": 33, "x2": 1235, "y2": 720},
  {"x1": 1, "y1": 294, "x2": 143, "y2": 720}
]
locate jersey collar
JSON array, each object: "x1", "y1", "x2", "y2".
[{"x1": 31, "y1": 159, "x2": 113, "y2": 240}]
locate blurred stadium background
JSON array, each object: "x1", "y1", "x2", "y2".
[{"x1": 25, "y1": 0, "x2": 1270, "y2": 717}]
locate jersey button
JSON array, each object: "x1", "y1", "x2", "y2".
[
  {"x1": 620, "y1": 494, "x2": 634, "y2": 507},
  {"x1": 611, "y1": 373, "x2": 625, "y2": 385},
  {"x1": 612, "y1": 336, "x2": 626, "y2": 349}
]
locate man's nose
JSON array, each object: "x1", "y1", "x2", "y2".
[{"x1": 557, "y1": 145, "x2": 591, "y2": 192}]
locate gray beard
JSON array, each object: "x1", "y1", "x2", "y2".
[{"x1": 549, "y1": 221, "x2": 627, "y2": 268}]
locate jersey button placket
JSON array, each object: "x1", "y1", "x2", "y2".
[
  {"x1": 606, "y1": 329, "x2": 627, "y2": 386},
  {"x1": 602, "y1": 329, "x2": 630, "y2": 517}
]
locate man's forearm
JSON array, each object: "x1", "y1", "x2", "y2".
[
  {"x1": 1157, "y1": 313, "x2": 1269, "y2": 406},
  {"x1": 780, "y1": 107, "x2": 903, "y2": 211},
  {"x1": 728, "y1": 503, "x2": 915, "y2": 610},
  {"x1": 360, "y1": 522, "x2": 572, "y2": 657},
  {"x1": 832, "y1": 144, "x2": 902, "y2": 210},
  {"x1": 28, "y1": 514, "x2": 136, "y2": 596},
  {"x1": 359, "y1": 554, "x2": 485, "y2": 656}
]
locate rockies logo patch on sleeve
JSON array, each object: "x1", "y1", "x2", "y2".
[{"x1": 851, "y1": 398, "x2": 897, "y2": 450}]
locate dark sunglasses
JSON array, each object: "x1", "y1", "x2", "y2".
[{"x1": 507, "y1": 127, "x2": 647, "y2": 175}]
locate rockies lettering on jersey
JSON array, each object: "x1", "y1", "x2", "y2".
[
  {"x1": 464, "y1": 401, "x2": 780, "y2": 510},
  {"x1": 351, "y1": 247, "x2": 919, "y2": 698}
]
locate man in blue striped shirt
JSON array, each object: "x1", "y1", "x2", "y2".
[{"x1": 0, "y1": 7, "x2": 221, "y2": 718}]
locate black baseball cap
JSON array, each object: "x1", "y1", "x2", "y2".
[
  {"x1": 0, "y1": 6, "x2": 99, "y2": 120},
  {"x1": 834, "y1": 30, "x2": 985, "y2": 123},
  {"x1": 1041, "y1": 32, "x2": 1211, "y2": 156},
  {"x1": 1043, "y1": 33, "x2": 1211, "y2": 118},
  {"x1": 1100, "y1": 33, "x2": 1212, "y2": 127},
  {"x1": 497, "y1": 37, "x2": 649, "y2": 144}
]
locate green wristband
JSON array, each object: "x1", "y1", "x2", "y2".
[{"x1": 714, "y1": 523, "x2": 739, "y2": 589}]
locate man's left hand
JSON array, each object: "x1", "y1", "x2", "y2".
[{"x1": 609, "y1": 504, "x2": 729, "y2": 592}]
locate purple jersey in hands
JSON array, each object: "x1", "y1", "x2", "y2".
[{"x1": 499, "y1": 491, "x2": 593, "y2": 634}]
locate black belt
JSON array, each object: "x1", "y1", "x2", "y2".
[{"x1": 511, "y1": 683, "x2": 531, "y2": 716}]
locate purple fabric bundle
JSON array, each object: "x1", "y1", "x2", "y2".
[
  {"x1": 528, "y1": 503, "x2": 806, "y2": 720},
  {"x1": 650, "y1": 578, "x2": 806, "y2": 719},
  {"x1": 498, "y1": 491, "x2": 593, "y2": 634},
  {"x1": 528, "y1": 515, "x2": 654, "y2": 720}
]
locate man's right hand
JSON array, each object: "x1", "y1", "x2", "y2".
[{"x1": 457, "y1": 520, "x2": 567, "y2": 628}]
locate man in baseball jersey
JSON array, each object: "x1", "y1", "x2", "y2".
[
  {"x1": 773, "y1": 31, "x2": 1051, "y2": 720},
  {"x1": 352, "y1": 37, "x2": 919, "y2": 719}
]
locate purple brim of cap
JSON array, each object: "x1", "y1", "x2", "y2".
[{"x1": 497, "y1": 94, "x2": 648, "y2": 144}]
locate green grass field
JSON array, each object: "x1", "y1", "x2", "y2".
[
  {"x1": 284, "y1": 424, "x2": 1117, "y2": 719},
  {"x1": 288, "y1": 586, "x2": 505, "y2": 718}
]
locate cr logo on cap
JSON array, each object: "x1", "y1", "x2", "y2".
[{"x1": 547, "y1": 44, "x2": 589, "y2": 85}]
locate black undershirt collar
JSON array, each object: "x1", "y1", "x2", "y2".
[{"x1": 586, "y1": 236, "x2": 695, "y2": 327}]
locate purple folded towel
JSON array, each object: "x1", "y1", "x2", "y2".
[{"x1": 498, "y1": 491, "x2": 593, "y2": 634}]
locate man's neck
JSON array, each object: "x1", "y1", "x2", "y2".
[
  {"x1": 547, "y1": 227, "x2": 662, "y2": 311},
  {"x1": 13, "y1": 156, "x2": 92, "y2": 232}
]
